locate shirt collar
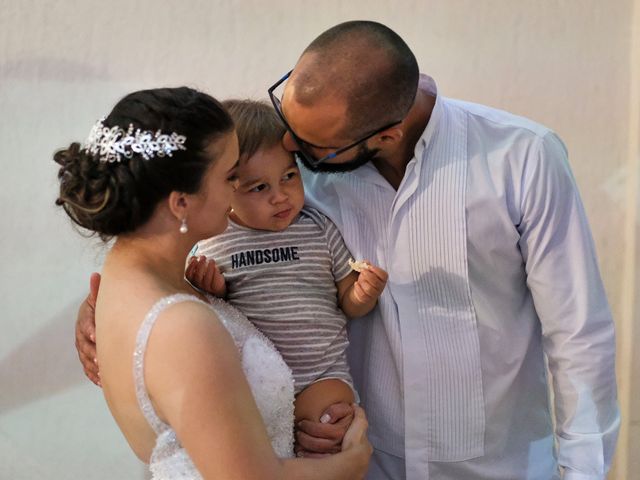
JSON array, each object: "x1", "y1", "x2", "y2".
[{"x1": 411, "y1": 74, "x2": 443, "y2": 172}]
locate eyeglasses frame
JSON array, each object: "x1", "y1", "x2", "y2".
[{"x1": 268, "y1": 70, "x2": 403, "y2": 167}]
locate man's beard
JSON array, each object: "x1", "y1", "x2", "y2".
[{"x1": 297, "y1": 143, "x2": 380, "y2": 173}]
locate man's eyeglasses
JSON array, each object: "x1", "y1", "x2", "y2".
[{"x1": 268, "y1": 70, "x2": 402, "y2": 168}]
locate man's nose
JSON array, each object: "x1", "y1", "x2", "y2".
[{"x1": 282, "y1": 131, "x2": 298, "y2": 152}]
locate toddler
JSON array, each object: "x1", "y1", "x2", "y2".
[{"x1": 186, "y1": 99, "x2": 387, "y2": 424}]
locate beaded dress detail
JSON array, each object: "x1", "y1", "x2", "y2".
[{"x1": 133, "y1": 293, "x2": 295, "y2": 479}]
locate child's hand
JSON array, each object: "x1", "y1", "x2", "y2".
[
  {"x1": 351, "y1": 262, "x2": 388, "y2": 305},
  {"x1": 186, "y1": 255, "x2": 227, "y2": 297}
]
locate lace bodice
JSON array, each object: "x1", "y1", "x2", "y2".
[{"x1": 133, "y1": 293, "x2": 295, "y2": 479}]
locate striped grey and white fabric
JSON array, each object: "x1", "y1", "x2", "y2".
[{"x1": 196, "y1": 207, "x2": 354, "y2": 394}]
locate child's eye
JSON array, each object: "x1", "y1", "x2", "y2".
[
  {"x1": 283, "y1": 171, "x2": 297, "y2": 181},
  {"x1": 250, "y1": 184, "x2": 268, "y2": 193}
]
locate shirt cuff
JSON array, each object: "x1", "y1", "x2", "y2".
[{"x1": 563, "y1": 470, "x2": 606, "y2": 480}]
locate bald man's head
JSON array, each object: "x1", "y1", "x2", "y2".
[{"x1": 291, "y1": 21, "x2": 419, "y2": 137}]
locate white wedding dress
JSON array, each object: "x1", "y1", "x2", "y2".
[{"x1": 133, "y1": 293, "x2": 295, "y2": 479}]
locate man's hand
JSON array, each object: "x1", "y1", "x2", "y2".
[
  {"x1": 75, "y1": 272, "x2": 101, "y2": 387},
  {"x1": 185, "y1": 256, "x2": 227, "y2": 297},
  {"x1": 294, "y1": 402, "x2": 354, "y2": 457}
]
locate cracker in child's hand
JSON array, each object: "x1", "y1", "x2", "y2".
[{"x1": 348, "y1": 258, "x2": 370, "y2": 273}]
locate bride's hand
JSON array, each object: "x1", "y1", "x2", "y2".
[{"x1": 340, "y1": 404, "x2": 372, "y2": 478}]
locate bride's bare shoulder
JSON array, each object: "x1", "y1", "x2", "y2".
[{"x1": 142, "y1": 296, "x2": 244, "y2": 414}]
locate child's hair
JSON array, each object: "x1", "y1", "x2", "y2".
[
  {"x1": 54, "y1": 87, "x2": 233, "y2": 240},
  {"x1": 222, "y1": 99, "x2": 286, "y2": 161}
]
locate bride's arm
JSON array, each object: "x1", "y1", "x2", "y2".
[{"x1": 145, "y1": 302, "x2": 371, "y2": 480}]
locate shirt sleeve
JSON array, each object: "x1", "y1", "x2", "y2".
[
  {"x1": 517, "y1": 132, "x2": 620, "y2": 478},
  {"x1": 324, "y1": 215, "x2": 353, "y2": 282}
]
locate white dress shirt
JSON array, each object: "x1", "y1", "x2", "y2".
[{"x1": 301, "y1": 75, "x2": 619, "y2": 480}]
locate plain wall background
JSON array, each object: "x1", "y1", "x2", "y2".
[{"x1": 1, "y1": 1, "x2": 638, "y2": 478}]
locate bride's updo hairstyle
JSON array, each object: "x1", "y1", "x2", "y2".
[{"x1": 54, "y1": 87, "x2": 233, "y2": 240}]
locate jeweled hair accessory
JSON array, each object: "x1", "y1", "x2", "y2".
[{"x1": 83, "y1": 117, "x2": 187, "y2": 163}]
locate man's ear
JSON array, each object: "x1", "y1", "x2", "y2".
[
  {"x1": 167, "y1": 191, "x2": 189, "y2": 222},
  {"x1": 375, "y1": 126, "x2": 404, "y2": 147}
]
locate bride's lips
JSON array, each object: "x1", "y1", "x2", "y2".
[{"x1": 274, "y1": 208, "x2": 292, "y2": 219}]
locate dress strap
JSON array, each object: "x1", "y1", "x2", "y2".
[{"x1": 133, "y1": 293, "x2": 209, "y2": 435}]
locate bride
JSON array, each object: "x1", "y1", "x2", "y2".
[{"x1": 54, "y1": 87, "x2": 371, "y2": 479}]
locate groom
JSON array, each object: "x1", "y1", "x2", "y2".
[{"x1": 76, "y1": 21, "x2": 619, "y2": 479}]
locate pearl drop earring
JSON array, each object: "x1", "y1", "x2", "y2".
[{"x1": 179, "y1": 218, "x2": 188, "y2": 234}]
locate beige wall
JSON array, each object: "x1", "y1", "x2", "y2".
[
  {"x1": 617, "y1": 0, "x2": 640, "y2": 476},
  {"x1": 0, "y1": 1, "x2": 637, "y2": 478}
]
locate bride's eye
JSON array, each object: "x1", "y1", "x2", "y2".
[{"x1": 226, "y1": 170, "x2": 238, "y2": 183}]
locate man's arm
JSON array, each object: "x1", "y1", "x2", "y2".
[
  {"x1": 75, "y1": 272, "x2": 101, "y2": 387},
  {"x1": 518, "y1": 132, "x2": 620, "y2": 479}
]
